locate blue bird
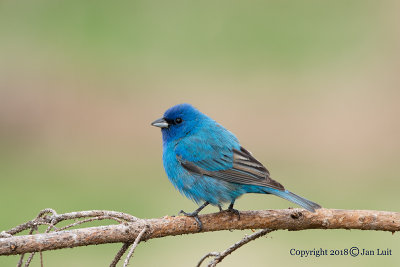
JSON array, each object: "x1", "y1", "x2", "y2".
[{"x1": 152, "y1": 103, "x2": 321, "y2": 229}]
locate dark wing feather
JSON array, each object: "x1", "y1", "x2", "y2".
[{"x1": 177, "y1": 146, "x2": 285, "y2": 191}]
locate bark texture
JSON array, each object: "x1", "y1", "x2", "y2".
[{"x1": 1, "y1": 208, "x2": 399, "y2": 256}]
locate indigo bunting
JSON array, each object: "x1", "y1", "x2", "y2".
[{"x1": 152, "y1": 103, "x2": 321, "y2": 229}]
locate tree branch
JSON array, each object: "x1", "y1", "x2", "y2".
[
  {"x1": 122, "y1": 225, "x2": 148, "y2": 267},
  {"x1": 197, "y1": 229, "x2": 274, "y2": 267},
  {"x1": 1, "y1": 208, "x2": 399, "y2": 257}
]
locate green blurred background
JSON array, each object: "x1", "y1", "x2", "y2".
[{"x1": 1, "y1": 0, "x2": 399, "y2": 266}]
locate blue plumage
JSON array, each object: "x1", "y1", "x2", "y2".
[{"x1": 152, "y1": 103, "x2": 321, "y2": 227}]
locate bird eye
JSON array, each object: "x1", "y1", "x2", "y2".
[{"x1": 175, "y1": 118, "x2": 183, "y2": 124}]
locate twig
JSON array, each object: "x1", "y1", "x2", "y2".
[
  {"x1": 199, "y1": 229, "x2": 274, "y2": 267},
  {"x1": 5, "y1": 209, "x2": 137, "y2": 236},
  {"x1": 196, "y1": 252, "x2": 220, "y2": 267},
  {"x1": 57, "y1": 215, "x2": 124, "y2": 231},
  {"x1": 123, "y1": 225, "x2": 149, "y2": 267},
  {"x1": 51, "y1": 210, "x2": 138, "y2": 223},
  {"x1": 2, "y1": 209, "x2": 138, "y2": 266},
  {"x1": 24, "y1": 252, "x2": 35, "y2": 267},
  {"x1": 40, "y1": 250, "x2": 43, "y2": 267},
  {"x1": 17, "y1": 226, "x2": 36, "y2": 267},
  {"x1": 110, "y1": 243, "x2": 131, "y2": 267}
]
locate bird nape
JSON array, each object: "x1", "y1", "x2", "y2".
[{"x1": 152, "y1": 103, "x2": 321, "y2": 230}]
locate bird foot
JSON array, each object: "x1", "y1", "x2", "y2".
[
  {"x1": 226, "y1": 208, "x2": 240, "y2": 220},
  {"x1": 179, "y1": 210, "x2": 203, "y2": 231}
]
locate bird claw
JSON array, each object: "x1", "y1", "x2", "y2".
[
  {"x1": 178, "y1": 210, "x2": 189, "y2": 216},
  {"x1": 226, "y1": 208, "x2": 240, "y2": 220},
  {"x1": 178, "y1": 210, "x2": 203, "y2": 231}
]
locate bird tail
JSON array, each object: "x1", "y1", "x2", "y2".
[{"x1": 263, "y1": 188, "x2": 322, "y2": 212}]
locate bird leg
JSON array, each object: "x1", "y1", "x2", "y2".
[
  {"x1": 226, "y1": 201, "x2": 240, "y2": 220},
  {"x1": 179, "y1": 201, "x2": 209, "y2": 231}
]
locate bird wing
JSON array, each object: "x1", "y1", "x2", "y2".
[{"x1": 175, "y1": 136, "x2": 285, "y2": 191}]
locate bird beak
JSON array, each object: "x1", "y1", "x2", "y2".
[{"x1": 151, "y1": 118, "x2": 169, "y2": 128}]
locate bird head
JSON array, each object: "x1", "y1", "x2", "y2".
[{"x1": 151, "y1": 103, "x2": 204, "y2": 142}]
